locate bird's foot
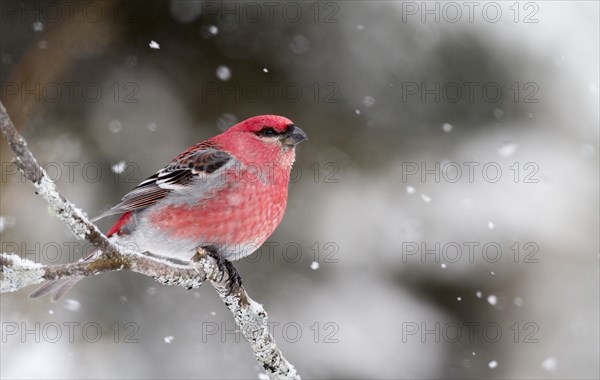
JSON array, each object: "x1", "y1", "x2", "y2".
[{"x1": 201, "y1": 246, "x2": 242, "y2": 296}]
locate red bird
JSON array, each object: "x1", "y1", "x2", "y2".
[{"x1": 31, "y1": 115, "x2": 307, "y2": 300}]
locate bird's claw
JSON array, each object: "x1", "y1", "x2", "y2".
[
  {"x1": 225, "y1": 268, "x2": 242, "y2": 296},
  {"x1": 204, "y1": 248, "x2": 242, "y2": 295}
]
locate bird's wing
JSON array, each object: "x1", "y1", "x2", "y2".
[{"x1": 92, "y1": 147, "x2": 233, "y2": 221}]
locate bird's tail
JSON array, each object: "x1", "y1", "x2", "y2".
[{"x1": 29, "y1": 248, "x2": 100, "y2": 302}]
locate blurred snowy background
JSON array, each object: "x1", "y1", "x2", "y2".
[{"x1": 1, "y1": 1, "x2": 598, "y2": 379}]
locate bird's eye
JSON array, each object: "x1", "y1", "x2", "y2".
[{"x1": 257, "y1": 127, "x2": 278, "y2": 137}]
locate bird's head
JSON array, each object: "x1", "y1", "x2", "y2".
[
  {"x1": 216, "y1": 115, "x2": 307, "y2": 168},
  {"x1": 233, "y1": 115, "x2": 307, "y2": 148}
]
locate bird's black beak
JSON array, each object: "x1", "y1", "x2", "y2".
[{"x1": 281, "y1": 124, "x2": 307, "y2": 146}]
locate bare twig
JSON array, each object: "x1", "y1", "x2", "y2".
[{"x1": 0, "y1": 101, "x2": 300, "y2": 380}]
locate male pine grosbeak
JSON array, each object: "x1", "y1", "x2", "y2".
[{"x1": 31, "y1": 115, "x2": 307, "y2": 300}]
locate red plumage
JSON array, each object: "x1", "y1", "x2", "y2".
[
  {"x1": 31, "y1": 115, "x2": 307, "y2": 300},
  {"x1": 107, "y1": 211, "x2": 132, "y2": 237}
]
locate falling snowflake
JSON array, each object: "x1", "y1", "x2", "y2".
[
  {"x1": 108, "y1": 120, "x2": 123, "y2": 134},
  {"x1": 32, "y1": 21, "x2": 44, "y2": 32},
  {"x1": 541, "y1": 356, "x2": 557, "y2": 373},
  {"x1": 216, "y1": 65, "x2": 231, "y2": 81},
  {"x1": 362, "y1": 95, "x2": 376, "y2": 107},
  {"x1": 513, "y1": 297, "x2": 524, "y2": 307},
  {"x1": 149, "y1": 40, "x2": 160, "y2": 49},
  {"x1": 310, "y1": 261, "x2": 320, "y2": 270},
  {"x1": 63, "y1": 299, "x2": 81, "y2": 312},
  {"x1": 111, "y1": 161, "x2": 126, "y2": 174},
  {"x1": 498, "y1": 142, "x2": 518, "y2": 157}
]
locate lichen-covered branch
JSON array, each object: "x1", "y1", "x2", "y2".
[
  {"x1": 0, "y1": 252, "x2": 205, "y2": 293},
  {"x1": 195, "y1": 250, "x2": 300, "y2": 379},
  {"x1": 1, "y1": 103, "x2": 120, "y2": 256},
  {"x1": 0, "y1": 101, "x2": 300, "y2": 379},
  {"x1": 0, "y1": 99, "x2": 208, "y2": 290}
]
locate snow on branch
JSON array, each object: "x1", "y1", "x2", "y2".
[{"x1": 0, "y1": 101, "x2": 300, "y2": 380}]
